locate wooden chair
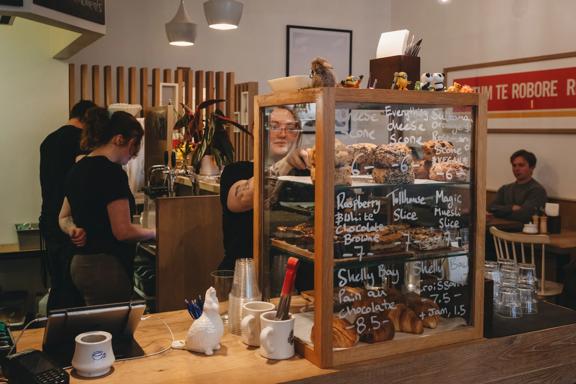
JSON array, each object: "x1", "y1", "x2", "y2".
[{"x1": 489, "y1": 226, "x2": 563, "y2": 297}]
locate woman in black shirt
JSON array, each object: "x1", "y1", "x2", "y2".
[{"x1": 59, "y1": 107, "x2": 156, "y2": 305}]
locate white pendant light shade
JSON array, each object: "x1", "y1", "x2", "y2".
[
  {"x1": 166, "y1": 0, "x2": 197, "y2": 46},
  {"x1": 203, "y1": 0, "x2": 243, "y2": 30}
]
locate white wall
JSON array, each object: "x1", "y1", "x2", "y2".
[
  {"x1": 0, "y1": 19, "x2": 76, "y2": 244},
  {"x1": 390, "y1": 0, "x2": 576, "y2": 199},
  {"x1": 69, "y1": 0, "x2": 391, "y2": 92}
]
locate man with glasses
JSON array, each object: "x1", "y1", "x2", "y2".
[{"x1": 218, "y1": 106, "x2": 309, "y2": 270}]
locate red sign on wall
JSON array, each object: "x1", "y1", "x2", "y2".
[{"x1": 455, "y1": 67, "x2": 576, "y2": 111}]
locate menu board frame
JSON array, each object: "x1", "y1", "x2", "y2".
[
  {"x1": 33, "y1": 0, "x2": 105, "y2": 25},
  {"x1": 254, "y1": 88, "x2": 487, "y2": 368}
]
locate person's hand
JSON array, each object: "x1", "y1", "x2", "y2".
[
  {"x1": 511, "y1": 204, "x2": 522, "y2": 212},
  {"x1": 69, "y1": 227, "x2": 87, "y2": 247},
  {"x1": 285, "y1": 147, "x2": 310, "y2": 170}
]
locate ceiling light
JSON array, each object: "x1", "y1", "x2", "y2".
[
  {"x1": 166, "y1": 0, "x2": 197, "y2": 46},
  {"x1": 203, "y1": 0, "x2": 243, "y2": 30}
]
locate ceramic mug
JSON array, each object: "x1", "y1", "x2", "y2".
[
  {"x1": 259, "y1": 311, "x2": 295, "y2": 360},
  {"x1": 241, "y1": 301, "x2": 275, "y2": 347},
  {"x1": 72, "y1": 331, "x2": 115, "y2": 378}
]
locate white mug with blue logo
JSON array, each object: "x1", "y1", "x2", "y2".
[{"x1": 72, "y1": 331, "x2": 115, "y2": 377}]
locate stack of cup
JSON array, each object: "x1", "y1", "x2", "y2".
[
  {"x1": 228, "y1": 258, "x2": 261, "y2": 335},
  {"x1": 488, "y1": 259, "x2": 539, "y2": 318}
]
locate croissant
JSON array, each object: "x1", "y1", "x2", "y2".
[
  {"x1": 311, "y1": 317, "x2": 358, "y2": 348},
  {"x1": 404, "y1": 292, "x2": 440, "y2": 329},
  {"x1": 386, "y1": 303, "x2": 424, "y2": 334},
  {"x1": 357, "y1": 312, "x2": 395, "y2": 343}
]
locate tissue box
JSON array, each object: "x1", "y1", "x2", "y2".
[{"x1": 369, "y1": 55, "x2": 420, "y2": 90}]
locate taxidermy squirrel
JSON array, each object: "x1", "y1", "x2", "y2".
[{"x1": 310, "y1": 57, "x2": 336, "y2": 87}]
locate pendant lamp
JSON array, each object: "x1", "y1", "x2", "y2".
[
  {"x1": 166, "y1": 0, "x2": 197, "y2": 46},
  {"x1": 203, "y1": 0, "x2": 243, "y2": 30}
]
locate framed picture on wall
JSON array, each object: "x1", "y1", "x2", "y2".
[
  {"x1": 445, "y1": 51, "x2": 576, "y2": 134},
  {"x1": 33, "y1": 0, "x2": 105, "y2": 25},
  {"x1": 286, "y1": 25, "x2": 352, "y2": 83}
]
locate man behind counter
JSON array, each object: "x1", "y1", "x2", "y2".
[
  {"x1": 488, "y1": 149, "x2": 547, "y2": 223},
  {"x1": 39, "y1": 100, "x2": 96, "y2": 310}
]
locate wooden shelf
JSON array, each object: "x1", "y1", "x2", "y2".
[
  {"x1": 278, "y1": 175, "x2": 471, "y2": 188},
  {"x1": 271, "y1": 239, "x2": 468, "y2": 265}
]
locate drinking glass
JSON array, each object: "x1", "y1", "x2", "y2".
[
  {"x1": 496, "y1": 287, "x2": 523, "y2": 318},
  {"x1": 211, "y1": 270, "x2": 234, "y2": 323},
  {"x1": 518, "y1": 284, "x2": 538, "y2": 315},
  {"x1": 518, "y1": 263, "x2": 537, "y2": 287}
]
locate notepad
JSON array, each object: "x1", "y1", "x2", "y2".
[{"x1": 376, "y1": 29, "x2": 410, "y2": 58}]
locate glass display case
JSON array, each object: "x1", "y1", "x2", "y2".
[{"x1": 254, "y1": 88, "x2": 487, "y2": 367}]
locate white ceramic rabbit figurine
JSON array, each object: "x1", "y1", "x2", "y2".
[{"x1": 184, "y1": 287, "x2": 224, "y2": 355}]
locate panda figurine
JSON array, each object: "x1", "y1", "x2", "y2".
[
  {"x1": 420, "y1": 72, "x2": 446, "y2": 91},
  {"x1": 431, "y1": 72, "x2": 445, "y2": 91},
  {"x1": 420, "y1": 72, "x2": 433, "y2": 91}
]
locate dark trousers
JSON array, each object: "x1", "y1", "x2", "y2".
[
  {"x1": 70, "y1": 253, "x2": 133, "y2": 306},
  {"x1": 43, "y1": 237, "x2": 85, "y2": 311}
]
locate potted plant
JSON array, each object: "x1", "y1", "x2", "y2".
[{"x1": 174, "y1": 99, "x2": 252, "y2": 175}]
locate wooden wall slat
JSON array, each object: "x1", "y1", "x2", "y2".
[
  {"x1": 68, "y1": 63, "x2": 75, "y2": 110},
  {"x1": 186, "y1": 69, "x2": 194, "y2": 107},
  {"x1": 206, "y1": 71, "x2": 215, "y2": 116},
  {"x1": 104, "y1": 65, "x2": 112, "y2": 107},
  {"x1": 128, "y1": 67, "x2": 137, "y2": 104},
  {"x1": 175, "y1": 68, "x2": 185, "y2": 114},
  {"x1": 117, "y1": 66, "x2": 126, "y2": 103},
  {"x1": 163, "y1": 69, "x2": 172, "y2": 83},
  {"x1": 140, "y1": 68, "x2": 149, "y2": 115},
  {"x1": 91, "y1": 65, "x2": 101, "y2": 106},
  {"x1": 80, "y1": 64, "x2": 89, "y2": 100},
  {"x1": 215, "y1": 71, "x2": 225, "y2": 112},
  {"x1": 152, "y1": 68, "x2": 161, "y2": 107}
]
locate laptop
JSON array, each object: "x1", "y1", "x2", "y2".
[{"x1": 42, "y1": 301, "x2": 146, "y2": 367}]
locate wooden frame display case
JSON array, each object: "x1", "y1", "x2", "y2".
[{"x1": 254, "y1": 88, "x2": 487, "y2": 368}]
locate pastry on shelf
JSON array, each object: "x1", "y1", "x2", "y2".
[
  {"x1": 372, "y1": 143, "x2": 414, "y2": 184},
  {"x1": 414, "y1": 159, "x2": 432, "y2": 179},
  {"x1": 402, "y1": 227, "x2": 449, "y2": 251},
  {"x1": 404, "y1": 292, "x2": 441, "y2": 329},
  {"x1": 421, "y1": 140, "x2": 455, "y2": 162},
  {"x1": 385, "y1": 303, "x2": 424, "y2": 334},
  {"x1": 429, "y1": 161, "x2": 469, "y2": 182},
  {"x1": 307, "y1": 140, "x2": 353, "y2": 186},
  {"x1": 356, "y1": 311, "x2": 395, "y2": 343},
  {"x1": 347, "y1": 143, "x2": 377, "y2": 175},
  {"x1": 311, "y1": 317, "x2": 359, "y2": 348}
]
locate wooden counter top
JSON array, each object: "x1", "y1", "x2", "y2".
[{"x1": 11, "y1": 310, "x2": 576, "y2": 383}]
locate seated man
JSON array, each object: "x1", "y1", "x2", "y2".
[{"x1": 488, "y1": 149, "x2": 547, "y2": 223}]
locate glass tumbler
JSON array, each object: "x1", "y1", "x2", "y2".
[
  {"x1": 211, "y1": 270, "x2": 235, "y2": 323},
  {"x1": 518, "y1": 263, "x2": 537, "y2": 287},
  {"x1": 518, "y1": 284, "x2": 538, "y2": 315},
  {"x1": 496, "y1": 287, "x2": 523, "y2": 318}
]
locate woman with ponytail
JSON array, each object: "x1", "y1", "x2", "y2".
[{"x1": 58, "y1": 107, "x2": 155, "y2": 305}]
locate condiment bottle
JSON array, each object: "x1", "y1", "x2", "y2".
[
  {"x1": 531, "y1": 214, "x2": 540, "y2": 229},
  {"x1": 539, "y1": 215, "x2": 548, "y2": 234}
]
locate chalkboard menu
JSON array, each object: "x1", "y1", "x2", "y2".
[{"x1": 33, "y1": 0, "x2": 105, "y2": 25}]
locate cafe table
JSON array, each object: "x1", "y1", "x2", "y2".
[{"x1": 8, "y1": 309, "x2": 576, "y2": 383}]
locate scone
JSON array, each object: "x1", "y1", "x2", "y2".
[
  {"x1": 421, "y1": 140, "x2": 455, "y2": 162},
  {"x1": 429, "y1": 161, "x2": 469, "y2": 182},
  {"x1": 372, "y1": 143, "x2": 414, "y2": 185},
  {"x1": 308, "y1": 140, "x2": 353, "y2": 186},
  {"x1": 347, "y1": 143, "x2": 377, "y2": 174}
]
